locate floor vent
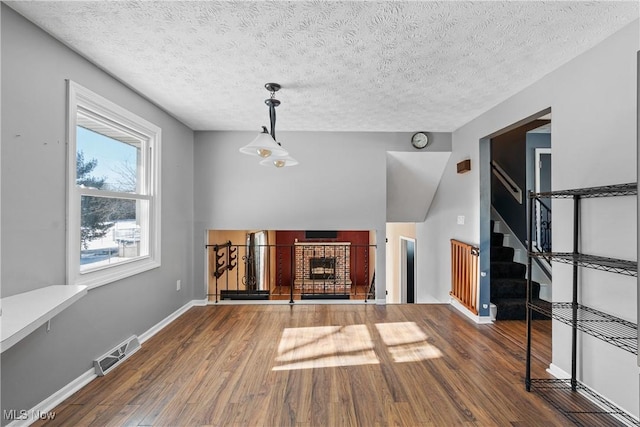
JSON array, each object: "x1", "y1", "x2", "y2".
[{"x1": 94, "y1": 335, "x2": 140, "y2": 376}]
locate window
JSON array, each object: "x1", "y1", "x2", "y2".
[{"x1": 67, "y1": 81, "x2": 161, "y2": 289}]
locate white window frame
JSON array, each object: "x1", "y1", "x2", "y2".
[{"x1": 67, "y1": 81, "x2": 161, "y2": 289}]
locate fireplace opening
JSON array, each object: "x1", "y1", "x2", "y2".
[{"x1": 309, "y1": 257, "x2": 336, "y2": 280}]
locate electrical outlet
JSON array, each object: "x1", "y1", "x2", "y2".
[
  {"x1": 457, "y1": 215, "x2": 465, "y2": 225},
  {"x1": 176, "y1": 279, "x2": 181, "y2": 291}
]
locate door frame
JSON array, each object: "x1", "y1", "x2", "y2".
[
  {"x1": 399, "y1": 236, "x2": 416, "y2": 304},
  {"x1": 534, "y1": 148, "x2": 552, "y2": 251},
  {"x1": 534, "y1": 148, "x2": 552, "y2": 194},
  {"x1": 479, "y1": 107, "x2": 551, "y2": 318}
]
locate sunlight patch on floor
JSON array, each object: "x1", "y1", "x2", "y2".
[
  {"x1": 272, "y1": 325, "x2": 379, "y2": 371},
  {"x1": 375, "y1": 322, "x2": 443, "y2": 363}
]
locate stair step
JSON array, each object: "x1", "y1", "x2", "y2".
[
  {"x1": 491, "y1": 232, "x2": 504, "y2": 246},
  {"x1": 490, "y1": 278, "x2": 540, "y2": 299},
  {"x1": 490, "y1": 261, "x2": 526, "y2": 279},
  {"x1": 492, "y1": 298, "x2": 550, "y2": 321},
  {"x1": 490, "y1": 246, "x2": 515, "y2": 262}
]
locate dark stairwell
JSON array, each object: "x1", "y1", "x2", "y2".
[
  {"x1": 490, "y1": 220, "x2": 547, "y2": 320},
  {"x1": 488, "y1": 120, "x2": 552, "y2": 320}
]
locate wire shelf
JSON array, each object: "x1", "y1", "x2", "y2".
[
  {"x1": 529, "y1": 379, "x2": 639, "y2": 426},
  {"x1": 530, "y1": 183, "x2": 637, "y2": 199},
  {"x1": 529, "y1": 252, "x2": 637, "y2": 277},
  {"x1": 528, "y1": 302, "x2": 637, "y2": 355},
  {"x1": 526, "y1": 181, "x2": 638, "y2": 425}
]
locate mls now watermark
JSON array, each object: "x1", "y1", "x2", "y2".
[{"x1": 3, "y1": 409, "x2": 56, "y2": 421}]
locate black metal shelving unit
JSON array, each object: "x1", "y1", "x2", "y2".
[
  {"x1": 530, "y1": 252, "x2": 637, "y2": 277},
  {"x1": 525, "y1": 182, "x2": 638, "y2": 426},
  {"x1": 528, "y1": 379, "x2": 639, "y2": 426}
]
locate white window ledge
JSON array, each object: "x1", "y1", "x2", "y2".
[{"x1": 0, "y1": 285, "x2": 88, "y2": 353}]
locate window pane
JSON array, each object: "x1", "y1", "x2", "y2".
[
  {"x1": 80, "y1": 195, "x2": 149, "y2": 271},
  {"x1": 68, "y1": 82, "x2": 161, "y2": 288},
  {"x1": 76, "y1": 125, "x2": 141, "y2": 192}
]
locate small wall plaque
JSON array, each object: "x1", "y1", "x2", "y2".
[{"x1": 457, "y1": 159, "x2": 471, "y2": 174}]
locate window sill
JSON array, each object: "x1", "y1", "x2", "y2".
[
  {"x1": 1, "y1": 285, "x2": 88, "y2": 353},
  {"x1": 75, "y1": 258, "x2": 160, "y2": 290}
]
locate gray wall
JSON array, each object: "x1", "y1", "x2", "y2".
[
  {"x1": 1, "y1": 5, "x2": 195, "y2": 421},
  {"x1": 417, "y1": 19, "x2": 639, "y2": 416},
  {"x1": 2, "y1": 0, "x2": 638, "y2": 422}
]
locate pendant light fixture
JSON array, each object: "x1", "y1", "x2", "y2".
[{"x1": 239, "y1": 83, "x2": 298, "y2": 168}]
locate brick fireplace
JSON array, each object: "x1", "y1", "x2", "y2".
[{"x1": 294, "y1": 242, "x2": 352, "y2": 293}]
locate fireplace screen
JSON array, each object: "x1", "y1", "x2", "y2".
[{"x1": 309, "y1": 257, "x2": 336, "y2": 280}]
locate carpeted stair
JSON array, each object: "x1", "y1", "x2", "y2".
[{"x1": 490, "y1": 220, "x2": 548, "y2": 320}]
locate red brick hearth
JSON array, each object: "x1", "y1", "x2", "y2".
[{"x1": 294, "y1": 242, "x2": 352, "y2": 293}]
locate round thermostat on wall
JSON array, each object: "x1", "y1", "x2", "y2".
[{"x1": 411, "y1": 132, "x2": 430, "y2": 149}]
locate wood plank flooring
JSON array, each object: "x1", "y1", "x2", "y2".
[{"x1": 33, "y1": 304, "x2": 602, "y2": 426}]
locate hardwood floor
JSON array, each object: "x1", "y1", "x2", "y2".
[{"x1": 33, "y1": 304, "x2": 606, "y2": 426}]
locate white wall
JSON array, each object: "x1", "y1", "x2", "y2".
[
  {"x1": 386, "y1": 151, "x2": 451, "y2": 222},
  {"x1": 415, "y1": 150, "x2": 479, "y2": 304},
  {"x1": 385, "y1": 222, "x2": 416, "y2": 303},
  {"x1": 193, "y1": 130, "x2": 451, "y2": 303},
  {"x1": 418, "y1": 19, "x2": 639, "y2": 416},
  {"x1": 1, "y1": 6, "x2": 195, "y2": 422}
]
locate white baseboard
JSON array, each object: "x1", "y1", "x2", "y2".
[
  {"x1": 450, "y1": 298, "x2": 493, "y2": 324},
  {"x1": 11, "y1": 299, "x2": 200, "y2": 427},
  {"x1": 139, "y1": 299, "x2": 201, "y2": 344},
  {"x1": 547, "y1": 363, "x2": 571, "y2": 379},
  {"x1": 6, "y1": 369, "x2": 96, "y2": 427}
]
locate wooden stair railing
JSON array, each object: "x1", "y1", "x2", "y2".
[{"x1": 450, "y1": 239, "x2": 480, "y2": 314}]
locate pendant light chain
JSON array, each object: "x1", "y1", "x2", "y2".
[{"x1": 269, "y1": 96, "x2": 277, "y2": 142}]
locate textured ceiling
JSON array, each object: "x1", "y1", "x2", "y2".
[{"x1": 7, "y1": 1, "x2": 639, "y2": 132}]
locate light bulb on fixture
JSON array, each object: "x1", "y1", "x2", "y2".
[
  {"x1": 239, "y1": 83, "x2": 298, "y2": 167},
  {"x1": 239, "y1": 126, "x2": 288, "y2": 158},
  {"x1": 259, "y1": 153, "x2": 299, "y2": 168}
]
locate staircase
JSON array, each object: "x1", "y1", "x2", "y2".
[{"x1": 490, "y1": 220, "x2": 547, "y2": 320}]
